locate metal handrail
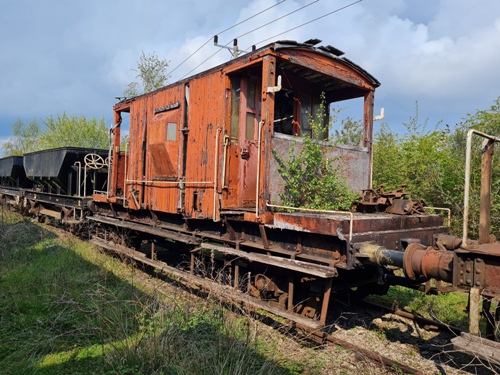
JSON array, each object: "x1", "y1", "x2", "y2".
[
  {"x1": 266, "y1": 203, "x2": 354, "y2": 241},
  {"x1": 424, "y1": 206, "x2": 451, "y2": 228}
]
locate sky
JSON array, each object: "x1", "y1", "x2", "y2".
[{"x1": 1, "y1": 0, "x2": 499, "y2": 153}]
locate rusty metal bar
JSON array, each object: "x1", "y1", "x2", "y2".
[
  {"x1": 463, "y1": 129, "x2": 500, "y2": 245},
  {"x1": 91, "y1": 236, "x2": 324, "y2": 330},
  {"x1": 201, "y1": 242, "x2": 337, "y2": 278},
  {"x1": 213, "y1": 127, "x2": 222, "y2": 221},
  {"x1": 266, "y1": 203, "x2": 353, "y2": 241},
  {"x1": 221, "y1": 135, "x2": 229, "y2": 189},
  {"x1": 364, "y1": 90, "x2": 375, "y2": 188},
  {"x1": 123, "y1": 141, "x2": 129, "y2": 207},
  {"x1": 424, "y1": 206, "x2": 451, "y2": 227},
  {"x1": 357, "y1": 242, "x2": 454, "y2": 283},
  {"x1": 479, "y1": 140, "x2": 494, "y2": 243},
  {"x1": 320, "y1": 278, "x2": 333, "y2": 325},
  {"x1": 234, "y1": 263, "x2": 239, "y2": 289},
  {"x1": 288, "y1": 276, "x2": 294, "y2": 311},
  {"x1": 256, "y1": 120, "x2": 265, "y2": 219},
  {"x1": 109, "y1": 112, "x2": 122, "y2": 197},
  {"x1": 125, "y1": 179, "x2": 213, "y2": 185}
]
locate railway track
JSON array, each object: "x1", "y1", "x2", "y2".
[{"x1": 90, "y1": 236, "x2": 452, "y2": 374}]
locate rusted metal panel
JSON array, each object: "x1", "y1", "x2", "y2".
[
  {"x1": 458, "y1": 243, "x2": 500, "y2": 296},
  {"x1": 484, "y1": 260, "x2": 500, "y2": 295},
  {"x1": 183, "y1": 73, "x2": 225, "y2": 218},
  {"x1": 113, "y1": 151, "x2": 126, "y2": 195},
  {"x1": 272, "y1": 211, "x2": 447, "y2": 251},
  {"x1": 364, "y1": 90, "x2": 375, "y2": 154},
  {"x1": 269, "y1": 133, "x2": 370, "y2": 205},
  {"x1": 126, "y1": 98, "x2": 148, "y2": 209},
  {"x1": 260, "y1": 55, "x2": 277, "y2": 217}
]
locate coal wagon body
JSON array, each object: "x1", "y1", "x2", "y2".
[{"x1": 0, "y1": 147, "x2": 108, "y2": 223}]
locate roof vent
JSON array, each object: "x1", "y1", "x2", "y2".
[
  {"x1": 318, "y1": 45, "x2": 345, "y2": 57},
  {"x1": 304, "y1": 38, "x2": 322, "y2": 46}
]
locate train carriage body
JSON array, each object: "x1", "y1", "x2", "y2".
[{"x1": 103, "y1": 41, "x2": 379, "y2": 220}]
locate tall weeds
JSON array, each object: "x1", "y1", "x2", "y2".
[{"x1": 0, "y1": 208, "x2": 297, "y2": 374}]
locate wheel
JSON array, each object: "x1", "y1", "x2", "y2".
[{"x1": 84, "y1": 153, "x2": 106, "y2": 169}]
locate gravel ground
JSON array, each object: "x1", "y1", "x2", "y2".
[{"x1": 324, "y1": 302, "x2": 500, "y2": 374}]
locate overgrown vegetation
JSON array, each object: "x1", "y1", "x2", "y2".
[
  {"x1": 372, "y1": 97, "x2": 500, "y2": 237},
  {"x1": 274, "y1": 94, "x2": 359, "y2": 211},
  {"x1": 0, "y1": 208, "x2": 327, "y2": 375}
]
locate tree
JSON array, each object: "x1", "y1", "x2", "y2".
[
  {"x1": 446, "y1": 96, "x2": 500, "y2": 237},
  {"x1": 372, "y1": 122, "x2": 403, "y2": 190},
  {"x1": 2, "y1": 114, "x2": 109, "y2": 156},
  {"x1": 372, "y1": 102, "x2": 447, "y2": 204},
  {"x1": 2, "y1": 119, "x2": 42, "y2": 156},
  {"x1": 124, "y1": 51, "x2": 170, "y2": 97},
  {"x1": 41, "y1": 113, "x2": 109, "y2": 149}
]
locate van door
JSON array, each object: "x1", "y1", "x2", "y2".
[{"x1": 222, "y1": 77, "x2": 261, "y2": 209}]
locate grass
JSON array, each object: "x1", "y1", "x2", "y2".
[
  {"x1": 368, "y1": 283, "x2": 471, "y2": 331},
  {"x1": 0, "y1": 209, "x2": 311, "y2": 375}
]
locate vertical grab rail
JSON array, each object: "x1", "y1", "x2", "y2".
[
  {"x1": 74, "y1": 162, "x2": 81, "y2": 197},
  {"x1": 213, "y1": 127, "x2": 222, "y2": 221}
]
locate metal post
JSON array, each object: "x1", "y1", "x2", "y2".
[
  {"x1": 463, "y1": 130, "x2": 500, "y2": 245},
  {"x1": 320, "y1": 278, "x2": 333, "y2": 326},
  {"x1": 479, "y1": 140, "x2": 494, "y2": 244},
  {"x1": 288, "y1": 276, "x2": 295, "y2": 311}
]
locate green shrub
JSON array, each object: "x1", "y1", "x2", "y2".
[{"x1": 273, "y1": 93, "x2": 358, "y2": 211}]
